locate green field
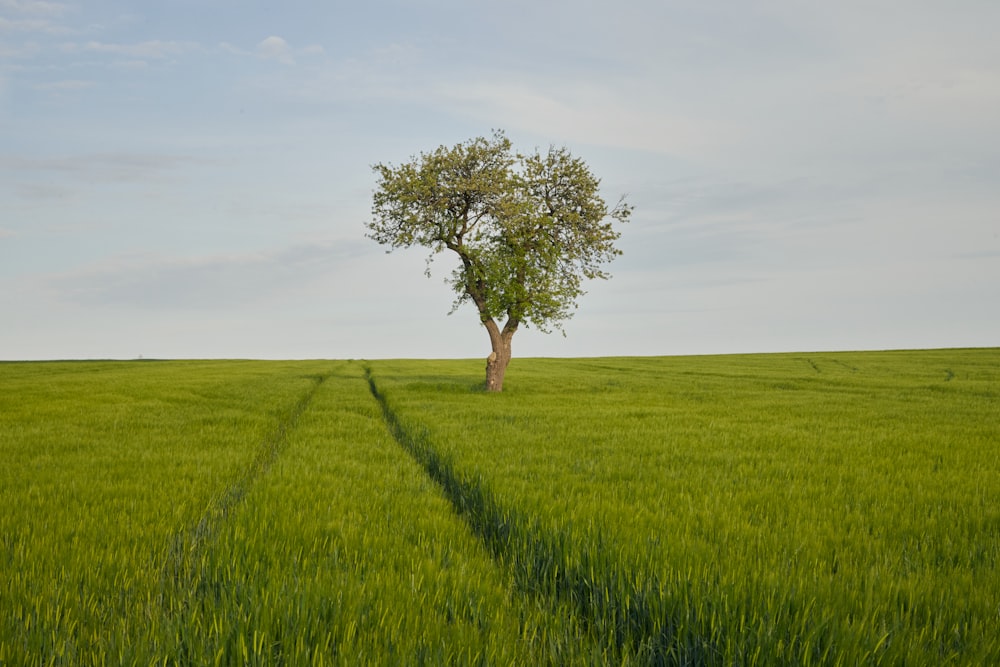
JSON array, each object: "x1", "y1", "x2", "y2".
[{"x1": 2, "y1": 350, "x2": 998, "y2": 665}]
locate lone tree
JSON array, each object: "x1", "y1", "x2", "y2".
[{"x1": 367, "y1": 131, "x2": 632, "y2": 392}]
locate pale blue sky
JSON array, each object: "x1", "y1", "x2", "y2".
[{"x1": 2, "y1": 0, "x2": 998, "y2": 360}]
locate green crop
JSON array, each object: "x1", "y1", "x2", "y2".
[
  {"x1": 1, "y1": 360, "x2": 319, "y2": 663},
  {"x1": 366, "y1": 350, "x2": 1000, "y2": 665},
  {"x1": 2, "y1": 350, "x2": 997, "y2": 665},
  {"x1": 0, "y1": 360, "x2": 594, "y2": 665},
  {"x1": 151, "y1": 363, "x2": 598, "y2": 665}
]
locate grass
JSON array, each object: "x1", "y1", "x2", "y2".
[
  {"x1": 366, "y1": 350, "x2": 1000, "y2": 664},
  {"x1": 1, "y1": 349, "x2": 997, "y2": 664},
  {"x1": 154, "y1": 362, "x2": 598, "y2": 665},
  {"x1": 0, "y1": 360, "x2": 319, "y2": 663}
]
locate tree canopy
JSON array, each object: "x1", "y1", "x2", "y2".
[{"x1": 367, "y1": 130, "x2": 631, "y2": 391}]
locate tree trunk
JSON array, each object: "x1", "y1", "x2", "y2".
[{"x1": 484, "y1": 324, "x2": 514, "y2": 392}]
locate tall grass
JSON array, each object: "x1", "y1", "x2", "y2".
[
  {"x1": 3, "y1": 351, "x2": 996, "y2": 664},
  {"x1": 0, "y1": 360, "x2": 601, "y2": 665},
  {"x1": 0, "y1": 360, "x2": 318, "y2": 664},
  {"x1": 366, "y1": 349, "x2": 1000, "y2": 664},
  {"x1": 155, "y1": 362, "x2": 601, "y2": 665}
]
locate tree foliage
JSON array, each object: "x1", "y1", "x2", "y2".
[{"x1": 367, "y1": 130, "x2": 631, "y2": 390}]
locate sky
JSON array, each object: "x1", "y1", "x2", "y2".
[{"x1": 2, "y1": 0, "x2": 998, "y2": 360}]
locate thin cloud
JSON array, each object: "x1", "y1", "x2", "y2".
[
  {"x1": 32, "y1": 78, "x2": 93, "y2": 91},
  {"x1": 956, "y1": 249, "x2": 1000, "y2": 260},
  {"x1": 436, "y1": 79, "x2": 734, "y2": 157},
  {"x1": 0, "y1": 41, "x2": 40, "y2": 58},
  {"x1": 61, "y1": 39, "x2": 200, "y2": 60},
  {"x1": 1, "y1": 153, "x2": 216, "y2": 184},
  {"x1": 0, "y1": 16, "x2": 39, "y2": 30},
  {"x1": 0, "y1": 0, "x2": 70, "y2": 17},
  {"x1": 45, "y1": 241, "x2": 368, "y2": 310},
  {"x1": 219, "y1": 41, "x2": 251, "y2": 57},
  {"x1": 13, "y1": 181, "x2": 76, "y2": 202},
  {"x1": 257, "y1": 36, "x2": 295, "y2": 65},
  {"x1": 0, "y1": 0, "x2": 72, "y2": 34},
  {"x1": 0, "y1": 16, "x2": 72, "y2": 34},
  {"x1": 252, "y1": 36, "x2": 326, "y2": 65}
]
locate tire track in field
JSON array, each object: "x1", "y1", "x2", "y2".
[
  {"x1": 365, "y1": 366, "x2": 700, "y2": 665},
  {"x1": 161, "y1": 374, "x2": 328, "y2": 604}
]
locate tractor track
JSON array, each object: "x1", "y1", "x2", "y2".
[
  {"x1": 363, "y1": 364, "x2": 696, "y2": 665},
  {"x1": 161, "y1": 373, "x2": 328, "y2": 607}
]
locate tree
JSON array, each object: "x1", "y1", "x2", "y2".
[{"x1": 366, "y1": 131, "x2": 632, "y2": 392}]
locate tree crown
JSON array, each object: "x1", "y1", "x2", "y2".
[{"x1": 367, "y1": 131, "x2": 631, "y2": 334}]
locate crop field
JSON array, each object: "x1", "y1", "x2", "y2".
[{"x1": 1, "y1": 349, "x2": 998, "y2": 665}]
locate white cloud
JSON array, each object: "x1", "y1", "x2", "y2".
[
  {"x1": 12, "y1": 182, "x2": 75, "y2": 202},
  {"x1": 0, "y1": 0, "x2": 69, "y2": 16},
  {"x1": 436, "y1": 79, "x2": 735, "y2": 158},
  {"x1": 43, "y1": 241, "x2": 368, "y2": 310},
  {"x1": 109, "y1": 59, "x2": 148, "y2": 70},
  {"x1": 219, "y1": 41, "x2": 250, "y2": 57},
  {"x1": 251, "y1": 36, "x2": 326, "y2": 66},
  {"x1": 0, "y1": 16, "x2": 50, "y2": 32},
  {"x1": 32, "y1": 78, "x2": 93, "y2": 91},
  {"x1": 1, "y1": 152, "x2": 214, "y2": 184},
  {"x1": 0, "y1": 0, "x2": 72, "y2": 35},
  {"x1": 257, "y1": 35, "x2": 294, "y2": 65},
  {"x1": 0, "y1": 41, "x2": 39, "y2": 58},
  {"x1": 61, "y1": 39, "x2": 199, "y2": 59}
]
